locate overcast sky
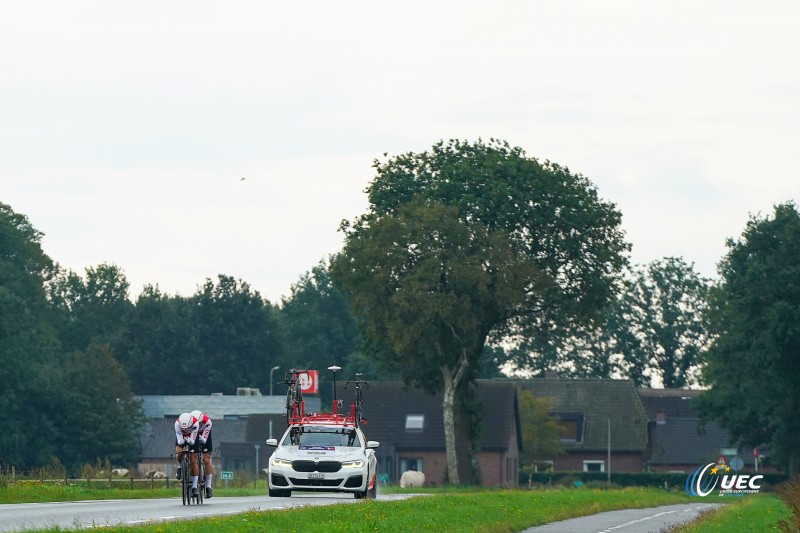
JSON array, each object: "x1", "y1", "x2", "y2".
[{"x1": 2, "y1": 1, "x2": 798, "y2": 303}]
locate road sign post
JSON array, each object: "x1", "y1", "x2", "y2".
[{"x1": 220, "y1": 470, "x2": 233, "y2": 488}]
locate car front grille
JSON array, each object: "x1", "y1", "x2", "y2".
[
  {"x1": 292, "y1": 460, "x2": 342, "y2": 473},
  {"x1": 289, "y1": 477, "x2": 342, "y2": 487}
]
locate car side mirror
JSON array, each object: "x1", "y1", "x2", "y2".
[
  {"x1": 366, "y1": 440, "x2": 380, "y2": 449},
  {"x1": 266, "y1": 438, "x2": 278, "y2": 446}
]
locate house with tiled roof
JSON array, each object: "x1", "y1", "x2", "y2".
[
  {"x1": 513, "y1": 378, "x2": 650, "y2": 473},
  {"x1": 356, "y1": 381, "x2": 521, "y2": 487},
  {"x1": 637, "y1": 388, "x2": 764, "y2": 473}
]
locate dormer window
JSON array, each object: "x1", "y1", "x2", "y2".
[{"x1": 555, "y1": 413, "x2": 584, "y2": 443}]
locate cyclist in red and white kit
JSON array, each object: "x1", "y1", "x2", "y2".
[
  {"x1": 191, "y1": 409, "x2": 214, "y2": 498},
  {"x1": 174, "y1": 412, "x2": 201, "y2": 498}
]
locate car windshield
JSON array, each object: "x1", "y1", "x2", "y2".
[{"x1": 281, "y1": 426, "x2": 361, "y2": 447}]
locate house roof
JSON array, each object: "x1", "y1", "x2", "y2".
[
  {"x1": 637, "y1": 388, "x2": 754, "y2": 466},
  {"x1": 338, "y1": 381, "x2": 521, "y2": 453},
  {"x1": 136, "y1": 394, "x2": 321, "y2": 419},
  {"x1": 648, "y1": 418, "x2": 744, "y2": 466},
  {"x1": 637, "y1": 388, "x2": 702, "y2": 419},
  {"x1": 512, "y1": 378, "x2": 649, "y2": 452}
]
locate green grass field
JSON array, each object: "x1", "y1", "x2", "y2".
[{"x1": 2, "y1": 483, "x2": 792, "y2": 532}]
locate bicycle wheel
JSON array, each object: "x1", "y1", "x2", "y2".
[
  {"x1": 196, "y1": 453, "x2": 205, "y2": 505},
  {"x1": 294, "y1": 381, "x2": 303, "y2": 407},
  {"x1": 285, "y1": 387, "x2": 293, "y2": 421},
  {"x1": 181, "y1": 455, "x2": 191, "y2": 506}
]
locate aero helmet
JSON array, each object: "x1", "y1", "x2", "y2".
[
  {"x1": 178, "y1": 412, "x2": 193, "y2": 430},
  {"x1": 191, "y1": 410, "x2": 202, "y2": 421}
]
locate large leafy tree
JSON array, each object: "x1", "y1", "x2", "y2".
[
  {"x1": 0, "y1": 203, "x2": 64, "y2": 470},
  {"x1": 60, "y1": 341, "x2": 145, "y2": 471},
  {"x1": 695, "y1": 202, "x2": 800, "y2": 476},
  {"x1": 331, "y1": 139, "x2": 628, "y2": 484}
]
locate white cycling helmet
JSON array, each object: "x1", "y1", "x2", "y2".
[
  {"x1": 178, "y1": 412, "x2": 193, "y2": 430},
  {"x1": 191, "y1": 410, "x2": 202, "y2": 421}
]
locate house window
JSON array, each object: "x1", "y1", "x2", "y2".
[
  {"x1": 583, "y1": 460, "x2": 605, "y2": 473},
  {"x1": 405, "y1": 415, "x2": 425, "y2": 431},
  {"x1": 400, "y1": 458, "x2": 423, "y2": 473},
  {"x1": 556, "y1": 413, "x2": 584, "y2": 443}
]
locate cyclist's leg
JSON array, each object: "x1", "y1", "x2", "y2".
[
  {"x1": 175, "y1": 442, "x2": 184, "y2": 479},
  {"x1": 189, "y1": 442, "x2": 200, "y2": 490},
  {"x1": 203, "y1": 435, "x2": 214, "y2": 497}
]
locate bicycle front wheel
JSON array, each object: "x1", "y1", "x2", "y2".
[{"x1": 181, "y1": 456, "x2": 191, "y2": 506}]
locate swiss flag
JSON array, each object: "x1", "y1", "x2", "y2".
[{"x1": 299, "y1": 370, "x2": 319, "y2": 394}]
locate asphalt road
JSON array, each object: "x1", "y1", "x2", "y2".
[
  {"x1": 0, "y1": 496, "x2": 720, "y2": 533},
  {"x1": 0, "y1": 493, "x2": 415, "y2": 532},
  {"x1": 522, "y1": 502, "x2": 723, "y2": 533}
]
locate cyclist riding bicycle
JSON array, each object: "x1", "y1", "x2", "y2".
[
  {"x1": 191, "y1": 409, "x2": 214, "y2": 498},
  {"x1": 174, "y1": 412, "x2": 201, "y2": 499}
]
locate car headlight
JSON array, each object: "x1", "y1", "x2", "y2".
[
  {"x1": 341, "y1": 460, "x2": 365, "y2": 468},
  {"x1": 271, "y1": 458, "x2": 293, "y2": 467}
]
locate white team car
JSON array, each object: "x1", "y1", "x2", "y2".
[{"x1": 266, "y1": 416, "x2": 379, "y2": 499}]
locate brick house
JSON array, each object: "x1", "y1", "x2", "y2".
[{"x1": 514, "y1": 378, "x2": 649, "y2": 473}]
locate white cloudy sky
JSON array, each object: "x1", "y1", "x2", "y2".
[{"x1": 2, "y1": 1, "x2": 798, "y2": 302}]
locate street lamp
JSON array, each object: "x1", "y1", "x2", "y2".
[
  {"x1": 269, "y1": 365, "x2": 280, "y2": 396},
  {"x1": 328, "y1": 365, "x2": 341, "y2": 414}
]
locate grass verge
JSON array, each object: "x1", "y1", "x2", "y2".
[
  {"x1": 0, "y1": 481, "x2": 265, "y2": 504},
  {"x1": 665, "y1": 494, "x2": 791, "y2": 532},
  {"x1": 30, "y1": 487, "x2": 698, "y2": 532}
]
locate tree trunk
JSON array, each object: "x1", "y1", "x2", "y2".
[{"x1": 441, "y1": 349, "x2": 469, "y2": 486}]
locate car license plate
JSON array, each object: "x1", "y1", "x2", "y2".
[{"x1": 308, "y1": 472, "x2": 325, "y2": 479}]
